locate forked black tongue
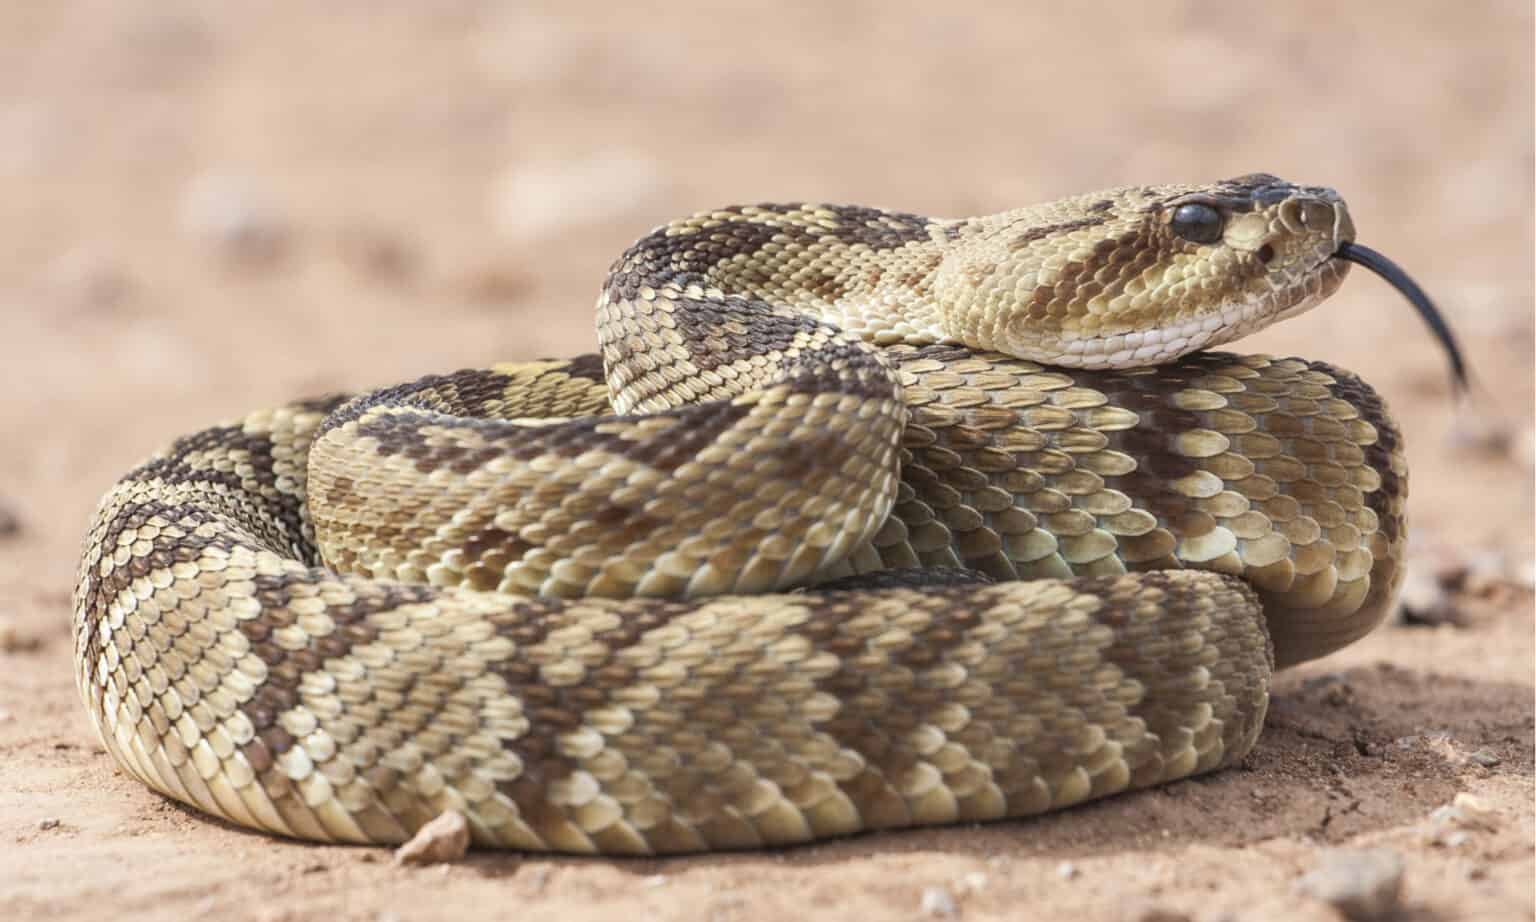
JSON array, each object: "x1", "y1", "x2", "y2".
[{"x1": 1335, "y1": 242, "x2": 1468, "y2": 393}]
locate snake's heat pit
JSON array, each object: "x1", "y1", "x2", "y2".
[{"x1": 74, "y1": 174, "x2": 1454, "y2": 853}]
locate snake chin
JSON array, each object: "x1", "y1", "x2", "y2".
[{"x1": 1271, "y1": 255, "x2": 1351, "y2": 324}]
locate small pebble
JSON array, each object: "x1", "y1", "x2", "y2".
[
  {"x1": 1447, "y1": 411, "x2": 1518, "y2": 458},
  {"x1": 44, "y1": 248, "x2": 134, "y2": 314},
  {"x1": 954, "y1": 870, "x2": 988, "y2": 894},
  {"x1": 0, "y1": 502, "x2": 20, "y2": 538},
  {"x1": 180, "y1": 172, "x2": 290, "y2": 267},
  {"x1": 1396, "y1": 566, "x2": 1462, "y2": 626},
  {"x1": 38, "y1": 818, "x2": 60, "y2": 830},
  {"x1": 0, "y1": 617, "x2": 41, "y2": 653},
  {"x1": 1464, "y1": 551, "x2": 1536, "y2": 597},
  {"x1": 641, "y1": 874, "x2": 668, "y2": 888},
  {"x1": 1055, "y1": 861, "x2": 1079, "y2": 880},
  {"x1": 458, "y1": 265, "x2": 533, "y2": 306},
  {"x1": 336, "y1": 227, "x2": 418, "y2": 285},
  {"x1": 1422, "y1": 791, "x2": 1501, "y2": 846},
  {"x1": 1467, "y1": 750, "x2": 1501, "y2": 768},
  {"x1": 919, "y1": 885, "x2": 957, "y2": 917},
  {"x1": 1403, "y1": 537, "x2": 1535, "y2": 615},
  {"x1": 521, "y1": 865, "x2": 552, "y2": 892},
  {"x1": 392, "y1": 810, "x2": 470, "y2": 866},
  {"x1": 1300, "y1": 672, "x2": 1348, "y2": 691},
  {"x1": 1294, "y1": 848, "x2": 1404, "y2": 921}
]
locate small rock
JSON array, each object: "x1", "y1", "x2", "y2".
[
  {"x1": 1411, "y1": 734, "x2": 1505, "y2": 771},
  {"x1": 1299, "y1": 672, "x2": 1348, "y2": 691},
  {"x1": 1396, "y1": 566, "x2": 1462, "y2": 627},
  {"x1": 1452, "y1": 792, "x2": 1498, "y2": 821},
  {"x1": 0, "y1": 502, "x2": 20, "y2": 539},
  {"x1": 336, "y1": 227, "x2": 418, "y2": 286},
  {"x1": 1403, "y1": 537, "x2": 1535, "y2": 614},
  {"x1": 458, "y1": 265, "x2": 534, "y2": 306},
  {"x1": 1422, "y1": 792, "x2": 1501, "y2": 845},
  {"x1": 1294, "y1": 849, "x2": 1404, "y2": 920},
  {"x1": 0, "y1": 617, "x2": 41, "y2": 653},
  {"x1": 38, "y1": 818, "x2": 60, "y2": 830},
  {"x1": 520, "y1": 865, "x2": 551, "y2": 892},
  {"x1": 641, "y1": 874, "x2": 668, "y2": 888},
  {"x1": 392, "y1": 810, "x2": 470, "y2": 866},
  {"x1": 919, "y1": 885, "x2": 957, "y2": 917},
  {"x1": 45, "y1": 249, "x2": 134, "y2": 314},
  {"x1": 1463, "y1": 550, "x2": 1536, "y2": 598},
  {"x1": 1055, "y1": 861, "x2": 1079, "y2": 880},
  {"x1": 954, "y1": 871, "x2": 988, "y2": 895},
  {"x1": 1467, "y1": 749, "x2": 1501, "y2": 768},
  {"x1": 1448, "y1": 411, "x2": 1518, "y2": 458},
  {"x1": 180, "y1": 172, "x2": 290, "y2": 268}
]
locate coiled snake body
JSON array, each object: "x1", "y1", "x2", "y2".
[{"x1": 75, "y1": 174, "x2": 1410, "y2": 853}]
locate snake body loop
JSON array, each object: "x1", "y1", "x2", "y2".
[{"x1": 74, "y1": 175, "x2": 1407, "y2": 853}]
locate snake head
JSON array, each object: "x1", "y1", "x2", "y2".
[
  {"x1": 1164, "y1": 173, "x2": 1355, "y2": 325},
  {"x1": 938, "y1": 173, "x2": 1359, "y2": 369}
]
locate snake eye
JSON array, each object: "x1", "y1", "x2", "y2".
[{"x1": 1170, "y1": 203, "x2": 1224, "y2": 244}]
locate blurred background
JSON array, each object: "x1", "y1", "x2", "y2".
[{"x1": 0, "y1": 2, "x2": 1530, "y2": 619}]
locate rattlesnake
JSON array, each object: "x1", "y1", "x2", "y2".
[{"x1": 73, "y1": 173, "x2": 1457, "y2": 854}]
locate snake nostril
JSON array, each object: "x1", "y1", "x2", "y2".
[{"x1": 1257, "y1": 244, "x2": 1276, "y2": 264}]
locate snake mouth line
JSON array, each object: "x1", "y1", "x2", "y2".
[{"x1": 1333, "y1": 242, "x2": 1468, "y2": 392}]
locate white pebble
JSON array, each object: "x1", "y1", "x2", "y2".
[
  {"x1": 1294, "y1": 849, "x2": 1404, "y2": 921},
  {"x1": 1422, "y1": 791, "x2": 1501, "y2": 845},
  {"x1": 392, "y1": 810, "x2": 470, "y2": 866},
  {"x1": 919, "y1": 885, "x2": 957, "y2": 917},
  {"x1": 180, "y1": 172, "x2": 288, "y2": 265}
]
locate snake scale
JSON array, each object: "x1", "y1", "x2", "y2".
[{"x1": 75, "y1": 174, "x2": 1438, "y2": 854}]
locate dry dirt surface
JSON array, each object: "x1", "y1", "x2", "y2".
[{"x1": 2, "y1": 3, "x2": 1532, "y2": 921}]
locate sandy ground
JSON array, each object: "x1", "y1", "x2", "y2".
[{"x1": 1, "y1": 2, "x2": 1533, "y2": 920}]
